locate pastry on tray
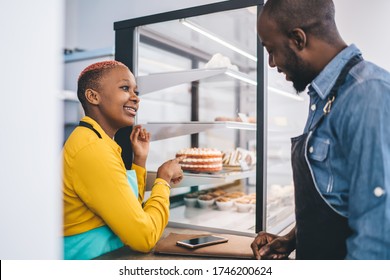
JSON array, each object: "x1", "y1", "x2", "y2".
[{"x1": 222, "y1": 148, "x2": 256, "y2": 170}]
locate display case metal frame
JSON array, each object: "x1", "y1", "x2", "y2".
[{"x1": 114, "y1": 0, "x2": 266, "y2": 233}]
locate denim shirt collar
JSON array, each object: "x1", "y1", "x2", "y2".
[{"x1": 308, "y1": 44, "x2": 362, "y2": 100}]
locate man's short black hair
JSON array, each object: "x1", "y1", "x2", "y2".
[{"x1": 261, "y1": 0, "x2": 339, "y2": 43}]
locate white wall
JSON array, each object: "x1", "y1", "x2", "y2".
[
  {"x1": 0, "y1": 0, "x2": 63, "y2": 259},
  {"x1": 65, "y1": 0, "x2": 390, "y2": 72},
  {"x1": 0, "y1": 0, "x2": 227, "y2": 260},
  {"x1": 334, "y1": 0, "x2": 390, "y2": 71},
  {"x1": 65, "y1": 0, "x2": 227, "y2": 50}
]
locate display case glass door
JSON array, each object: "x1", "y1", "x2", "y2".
[{"x1": 114, "y1": 0, "x2": 306, "y2": 236}]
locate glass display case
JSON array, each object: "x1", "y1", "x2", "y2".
[{"x1": 114, "y1": 0, "x2": 308, "y2": 236}]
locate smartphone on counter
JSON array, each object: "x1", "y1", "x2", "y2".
[{"x1": 176, "y1": 235, "x2": 228, "y2": 249}]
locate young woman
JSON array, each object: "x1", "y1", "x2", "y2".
[{"x1": 63, "y1": 60, "x2": 184, "y2": 259}]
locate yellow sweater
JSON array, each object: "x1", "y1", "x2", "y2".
[{"x1": 63, "y1": 116, "x2": 170, "y2": 252}]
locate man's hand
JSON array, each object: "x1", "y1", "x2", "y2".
[{"x1": 251, "y1": 227, "x2": 296, "y2": 260}]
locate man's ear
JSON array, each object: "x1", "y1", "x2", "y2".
[
  {"x1": 289, "y1": 28, "x2": 307, "y2": 51},
  {"x1": 85, "y1": 89, "x2": 100, "y2": 105}
]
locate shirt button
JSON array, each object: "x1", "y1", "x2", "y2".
[
  {"x1": 311, "y1": 104, "x2": 317, "y2": 111},
  {"x1": 373, "y1": 186, "x2": 385, "y2": 197},
  {"x1": 309, "y1": 146, "x2": 314, "y2": 153}
]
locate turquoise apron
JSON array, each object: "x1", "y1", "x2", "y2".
[{"x1": 64, "y1": 121, "x2": 139, "y2": 260}]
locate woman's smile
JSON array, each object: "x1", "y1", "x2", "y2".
[{"x1": 124, "y1": 105, "x2": 137, "y2": 117}]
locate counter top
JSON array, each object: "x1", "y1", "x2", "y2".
[{"x1": 95, "y1": 227, "x2": 252, "y2": 260}]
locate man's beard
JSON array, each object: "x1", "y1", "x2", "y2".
[{"x1": 283, "y1": 46, "x2": 314, "y2": 93}]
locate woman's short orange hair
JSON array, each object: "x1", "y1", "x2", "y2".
[{"x1": 77, "y1": 60, "x2": 127, "y2": 111}]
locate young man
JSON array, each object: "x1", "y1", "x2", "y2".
[
  {"x1": 63, "y1": 61, "x2": 184, "y2": 259},
  {"x1": 252, "y1": 0, "x2": 390, "y2": 259}
]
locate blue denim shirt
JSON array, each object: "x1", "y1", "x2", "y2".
[{"x1": 304, "y1": 44, "x2": 390, "y2": 259}]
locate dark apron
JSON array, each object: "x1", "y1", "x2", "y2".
[
  {"x1": 78, "y1": 121, "x2": 102, "y2": 139},
  {"x1": 291, "y1": 55, "x2": 363, "y2": 260}
]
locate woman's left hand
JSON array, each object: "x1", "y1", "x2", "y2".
[{"x1": 130, "y1": 125, "x2": 150, "y2": 167}]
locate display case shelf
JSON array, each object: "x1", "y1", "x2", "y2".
[
  {"x1": 146, "y1": 168, "x2": 256, "y2": 190},
  {"x1": 136, "y1": 67, "x2": 256, "y2": 96},
  {"x1": 168, "y1": 205, "x2": 294, "y2": 236},
  {"x1": 168, "y1": 206, "x2": 257, "y2": 236},
  {"x1": 115, "y1": 0, "x2": 266, "y2": 233},
  {"x1": 142, "y1": 121, "x2": 256, "y2": 141}
]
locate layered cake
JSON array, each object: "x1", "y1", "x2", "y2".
[{"x1": 176, "y1": 147, "x2": 223, "y2": 173}]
